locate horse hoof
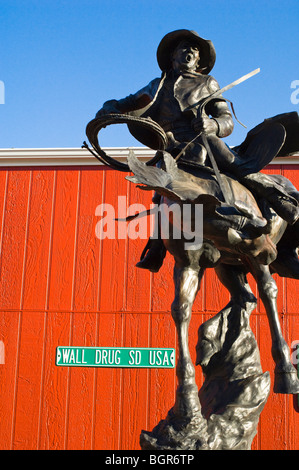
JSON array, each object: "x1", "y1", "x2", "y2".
[{"x1": 274, "y1": 371, "x2": 299, "y2": 394}]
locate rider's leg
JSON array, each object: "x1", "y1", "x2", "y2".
[
  {"x1": 136, "y1": 193, "x2": 166, "y2": 273},
  {"x1": 206, "y1": 135, "x2": 299, "y2": 225},
  {"x1": 242, "y1": 173, "x2": 299, "y2": 225}
]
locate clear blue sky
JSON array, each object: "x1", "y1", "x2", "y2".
[{"x1": 0, "y1": 0, "x2": 298, "y2": 149}]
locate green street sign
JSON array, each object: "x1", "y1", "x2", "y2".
[{"x1": 56, "y1": 346, "x2": 175, "y2": 369}]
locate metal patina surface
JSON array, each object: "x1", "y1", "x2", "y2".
[{"x1": 86, "y1": 29, "x2": 299, "y2": 450}]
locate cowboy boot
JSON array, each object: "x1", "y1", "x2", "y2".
[
  {"x1": 242, "y1": 173, "x2": 299, "y2": 225},
  {"x1": 136, "y1": 237, "x2": 166, "y2": 273},
  {"x1": 136, "y1": 192, "x2": 167, "y2": 273},
  {"x1": 266, "y1": 195, "x2": 299, "y2": 225}
]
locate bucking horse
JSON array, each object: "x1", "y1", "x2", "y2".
[
  {"x1": 125, "y1": 146, "x2": 299, "y2": 397},
  {"x1": 84, "y1": 112, "x2": 299, "y2": 423}
]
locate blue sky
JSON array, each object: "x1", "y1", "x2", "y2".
[{"x1": 0, "y1": 0, "x2": 298, "y2": 149}]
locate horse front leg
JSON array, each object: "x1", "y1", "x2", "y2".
[
  {"x1": 248, "y1": 259, "x2": 299, "y2": 394},
  {"x1": 171, "y1": 263, "x2": 204, "y2": 417}
]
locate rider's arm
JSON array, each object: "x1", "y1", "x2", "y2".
[
  {"x1": 205, "y1": 77, "x2": 234, "y2": 138},
  {"x1": 95, "y1": 78, "x2": 160, "y2": 117}
]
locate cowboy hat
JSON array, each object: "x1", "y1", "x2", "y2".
[{"x1": 156, "y1": 29, "x2": 216, "y2": 74}]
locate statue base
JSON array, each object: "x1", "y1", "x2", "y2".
[
  {"x1": 140, "y1": 406, "x2": 209, "y2": 450},
  {"x1": 140, "y1": 301, "x2": 271, "y2": 450}
]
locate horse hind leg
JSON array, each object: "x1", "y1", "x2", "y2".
[
  {"x1": 270, "y1": 246, "x2": 299, "y2": 279},
  {"x1": 196, "y1": 263, "x2": 258, "y2": 365},
  {"x1": 248, "y1": 259, "x2": 299, "y2": 394},
  {"x1": 215, "y1": 263, "x2": 257, "y2": 308},
  {"x1": 271, "y1": 219, "x2": 299, "y2": 279}
]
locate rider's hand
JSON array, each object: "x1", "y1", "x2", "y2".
[
  {"x1": 95, "y1": 101, "x2": 121, "y2": 118},
  {"x1": 192, "y1": 116, "x2": 218, "y2": 135}
]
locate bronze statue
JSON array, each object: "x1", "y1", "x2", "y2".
[
  {"x1": 85, "y1": 29, "x2": 299, "y2": 450},
  {"x1": 95, "y1": 29, "x2": 299, "y2": 273}
]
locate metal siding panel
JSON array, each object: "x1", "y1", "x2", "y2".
[
  {"x1": 65, "y1": 312, "x2": 98, "y2": 450},
  {"x1": 22, "y1": 170, "x2": 55, "y2": 310},
  {"x1": 93, "y1": 312, "x2": 124, "y2": 450},
  {"x1": 47, "y1": 169, "x2": 80, "y2": 312},
  {"x1": 98, "y1": 169, "x2": 128, "y2": 313},
  {"x1": 147, "y1": 312, "x2": 176, "y2": 431},
  {"x1": 0, "y1": 170, "x2": 31, "y2": 310},
  {"x1": 72, "y1": 168, "x2": 105, "y2": 312},
  {"x1": 124, "y1": 182, "x2": 153, "y2": 313},
  {"x1": 0, "y1": 311, "x2": 20, "y2": 449},
  {"x1": 11, "y1": 311, "x2": 46, "y2": 449},
  {"x1": 38, "y1": 311, "x2": 72, "y2": 450},
  {"x1": 120, "y1": 313, "x2": 150, "y2": 450},
  {"x1": 0, "y1": 162, "x2": 298, "y2": 450}
]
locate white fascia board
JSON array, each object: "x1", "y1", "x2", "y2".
[
  {"x1": 0, "y1": 147, "x2": 154, "y2": 167},
  {"x1": 0, "y1": 147, "x2": 298, "y2": 167}
]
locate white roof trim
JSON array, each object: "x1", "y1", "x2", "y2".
[
  {"x1": 0, "y1": 147, "x2": 298, "y2": 167},
  {"x1": 0, "y1": 147, "x2": 153, "y2": 166}
]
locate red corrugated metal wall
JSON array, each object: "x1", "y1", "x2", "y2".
[{"x1": 0, "y1": 162, "x2": 298, "y2": 450}]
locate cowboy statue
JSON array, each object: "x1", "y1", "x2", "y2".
[{"x1": 95, "y1": 29, "x2": 299, "y2": 273}]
